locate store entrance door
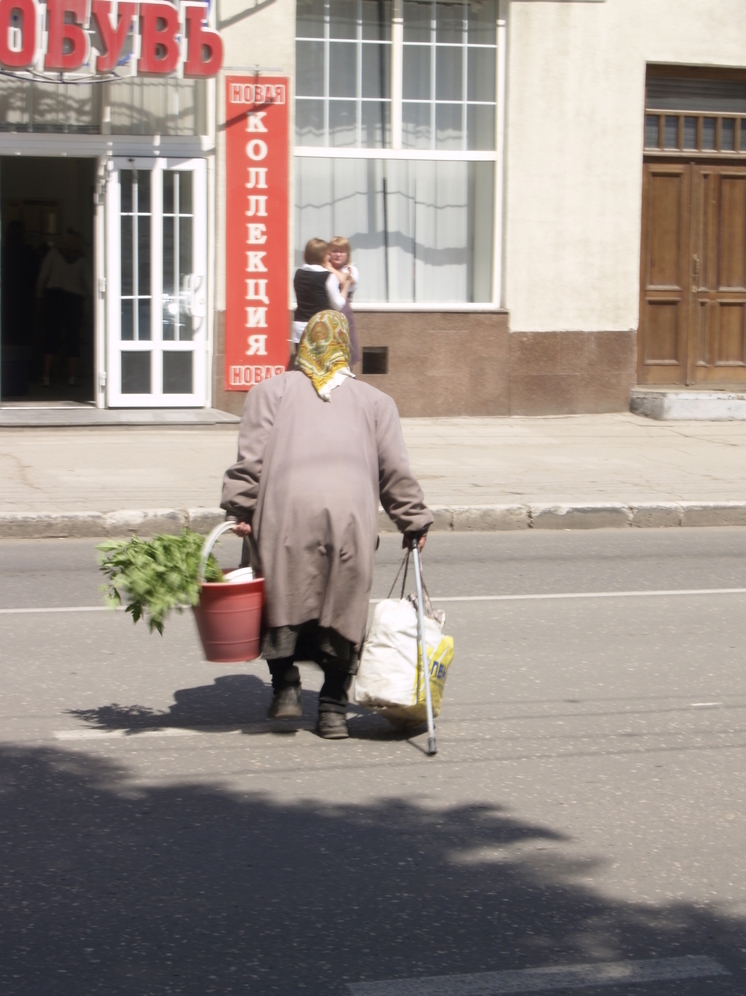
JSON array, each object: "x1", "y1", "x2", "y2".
[
  {"x1": 105, "y1": 158, "x2": 207, "y2": 407},
  {"x1": 0, "y1": 156, "x2": 97, "y2": 402},
  {"x1": 639, "y1": 161, "x2": 746, "y2": 385}
]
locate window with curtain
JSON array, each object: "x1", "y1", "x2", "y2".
[
  {"x1": 0, "y1": 79, "x2": 207, "y2": 136},
  {"x1": 295, "y1": 0, "x2": 498, "y2": 303},
  {"x1": 108, "y1": 80, "x2": 207, "y2": 136},
  {"x1": 296, "y1": 157, "x2": 493, "y2": 302},
  {"x1": 0, "y1": 82, "x2": 100, "y2": 133}
]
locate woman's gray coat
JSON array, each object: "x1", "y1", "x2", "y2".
[{"x1": 221, "y1": 370, "x2": 433, "y2": 646}]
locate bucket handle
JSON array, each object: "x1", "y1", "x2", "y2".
[{"x1": 198, "y1": 521, "x2": 249, "y2": 584}]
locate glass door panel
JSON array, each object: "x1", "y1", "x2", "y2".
[
  {"x1": 163, "y1": 170, "x2": 194, "y2": 342},
  {"x1": 106, "y1": 158, "x2": 207, "y2": 407},
  {"x1": 120, "y1": 168, "x2": 152, "y2": 342}
]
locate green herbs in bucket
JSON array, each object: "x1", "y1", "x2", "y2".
[{"x1": 98, "y1": 528, "x2": 224, "y2": 635}]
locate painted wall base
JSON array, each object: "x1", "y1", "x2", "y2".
[{"x1": 631, "y1": 388, "x2": 746, "y2": 421}]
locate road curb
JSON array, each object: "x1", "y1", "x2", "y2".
[{"x1": 2, "y1": 501, "x2": 746, "y2": 538}]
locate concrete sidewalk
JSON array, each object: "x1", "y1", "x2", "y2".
[{"x1": 2, "y1": 412, "x2": 746, "y2": 536}]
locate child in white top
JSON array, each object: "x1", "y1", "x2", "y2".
[{"x1": 328, "y1": 236, "x2": 360, "y2": 366}]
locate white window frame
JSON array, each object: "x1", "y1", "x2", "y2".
[
  {"x1": 398, "y1": 0, "x2": 498, "y2": 153},
  {"x1": 296, "y1": 0, "x2": 393, "y2": 148},
  {"x1": 105, "y1": 156, "x2": 208, "y2": 407},
  {"x1": 295, "y1": 0, "x2": 507, "y2": 308}
]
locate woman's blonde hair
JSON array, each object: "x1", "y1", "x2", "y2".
[
  {"x1": 304, "y1": 238, "x2": 328, "y2": 265},
  {"x1": 329, "y1": 236, "x2": 351, "y2": 261}
]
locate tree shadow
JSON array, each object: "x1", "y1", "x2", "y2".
[
  {"x1": 0, "y1": 744, "x2": 743, "y2": 996},
  {"x1": 67, "y1": 673, "x2": 410, "y2": 741},
  {"x1": 217, "y1": 0, "x2": 277, "y2": 32}
]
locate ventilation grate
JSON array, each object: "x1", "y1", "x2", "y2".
[{"x1": 646, "y1": 77, "x2": 746, "y2": 114}]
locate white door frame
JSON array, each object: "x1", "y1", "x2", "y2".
[
  {"x1": 105, "y1": 157, "x2": 207, "y2": 407},
  {"x1": 94, "y1": 157, "x2": 107, "y2": 409}
]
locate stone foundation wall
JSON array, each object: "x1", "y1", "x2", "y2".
[
  {"x1": 211, "y1": 311, "x2": 247, "y2": 418},
  {"x1": 212, "y1": 311, "x2": 637, "y2": 418},
  {"x1": 508, "y1": 330, "x2": 637, "y2": 416},
  {"x1": 354, "y1": 312, "x2": 510, "y2": 417}
]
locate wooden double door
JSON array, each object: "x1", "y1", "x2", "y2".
[{"x1": 639, "y1": 162, "x2": 746, "y2": 385}]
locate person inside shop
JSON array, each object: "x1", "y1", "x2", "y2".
[
  {"x1": 291, "y1": 238, "x2": 352, "y2": 361},
  {"x1": 1, "y1": 220, "x2": 38, "y2": 397},
  {"x1": 328, "y1": 236, "x2": 361, "y2": 367},
  {"x1": 222, "y1": 310, "x2": 432, "y2": 740},
  {"x1": 37, "y1": 230, "x2": 91, "y2": 388}
]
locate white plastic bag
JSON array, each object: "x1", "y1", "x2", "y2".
[{"x1": 352, "y1": 595, "x2": 454, "y2": 728}]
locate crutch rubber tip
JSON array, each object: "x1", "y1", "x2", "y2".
[{"x1": 427, "y1": 737, "x2": 437, "y2": 756}]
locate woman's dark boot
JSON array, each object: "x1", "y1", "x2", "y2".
[
  {"x1": 268, "y1": 686, "x2": 302, "y2": 719},
  {"x1": 267, "y1": 661, "x2": 302, "y2": 719},
  {"x1": 316, "y1": 665, "x2": 351, "y2": 738},
  {"x1": 316, "y1": 709, "x2": 348, "y2": 739}
]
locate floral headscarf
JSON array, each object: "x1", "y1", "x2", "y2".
[{"x1": 296, "y1": 310, "x2": 354, "y2": 401}]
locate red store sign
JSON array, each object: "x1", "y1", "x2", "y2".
[
  {"x1": 0, "y1": 0, "x2": 223, "y2": 76},
  {"x1": 224, "y1": 77, "x2": 289, "y2": 391}
]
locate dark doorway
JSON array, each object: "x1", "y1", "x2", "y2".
[{"x1": 0, "y1": 156, "x2": 96, "y2": 403}]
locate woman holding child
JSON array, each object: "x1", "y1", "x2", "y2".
[{"x1": 292, "y1": 237, "x2": 361, "y2": 366}]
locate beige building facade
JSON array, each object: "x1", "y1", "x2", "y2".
[
  {"x1": 214, "y1": 0, "x2": 746, "y2": 416},
  {"x1": 1, "y1": 0, "x2": 745, "y2": 417},
  {"x1": 504, "y1": 0, "x2": 746, "y2": 415}
]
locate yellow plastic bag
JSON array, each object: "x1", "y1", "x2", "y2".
[{"x1": 382, "y1": 632, "x2": 454, "y2": 729}]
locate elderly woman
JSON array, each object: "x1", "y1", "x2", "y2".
[{"x1": 221, "y1": 311, "x2": 433, "y2": 739}]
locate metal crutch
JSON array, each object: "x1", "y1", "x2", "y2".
[{"x1": 411, "y1": 537, "x2": 437, "y2": 756}]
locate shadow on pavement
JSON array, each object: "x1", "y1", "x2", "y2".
[
  {"x1": 69, "y1": 674, "x2": 278, "y2": 732},
  {"x1": 67, "y1": 674, "x2": 408, "y2": 740},
  {"x1": 0, "y1": 743, "x2": 744, "y2": 995}
]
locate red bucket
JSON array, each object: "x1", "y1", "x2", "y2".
[
  {"x1": 193, "y1": 576, "x2": 264, "y2": 663},
  {"x1": 192, "y1": 523, "x2": 265, "y2": 663}
]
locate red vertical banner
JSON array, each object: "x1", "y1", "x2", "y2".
[{"x1": 225, "y1": 77, "x2": 289, "y2": 390}]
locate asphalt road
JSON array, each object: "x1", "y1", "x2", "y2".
[{"x1": 2, "y1": 529, "x2": 746, "y2": 995}]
